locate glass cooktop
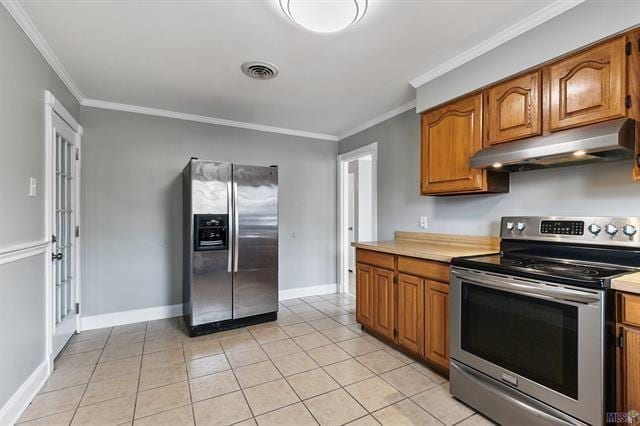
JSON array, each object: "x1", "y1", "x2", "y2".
[{"x1": 452, "y1": 254, "x2": 634, "y2": 288}]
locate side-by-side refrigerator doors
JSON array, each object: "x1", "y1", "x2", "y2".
[
  {"x1": 232, "y1": 165, "x2": 278, "y2": 319},
  {"x1": 190, "y1": 161, "x2": 233, "y2": 326}
]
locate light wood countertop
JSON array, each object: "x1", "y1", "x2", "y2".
[
  {"x1": 352, "y1": 231, "x2": 500, "y2": 263},
  {"x1": 612, "y1": 272, "x2": 640, "y2": 294}
]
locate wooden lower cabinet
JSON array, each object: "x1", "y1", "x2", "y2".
[
  {"x1": 425, "y1": 280, "x2": 450, "y2": 370},
  {"x1": 397, "y1": 274, "x2": 424, "y2": 356},
  {"x1": 355, "y1": 263, "x2": 374, "y2": 327},
  {"x1": 617, "y1": 291, "x2": 640, "y2": 414},
  {"x1": 372, "y1": 268, "x2": 395, "y2": 340},
  {"x1": 618, "y1": 325, "x2": 640, "y2": 414},
  {"x1": 355, "y1": 249, "x2": 451, "y2": 373}
]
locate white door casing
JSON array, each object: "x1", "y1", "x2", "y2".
[
  {"x1": 337, "y1": 142, "x2": 377, "y2": 295},
  {"x1": 45, "y1": 91, "x2": 83, "y2": 364}
]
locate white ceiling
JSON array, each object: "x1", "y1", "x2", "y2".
[{"x1": 16, "y1": 0, "x2": 569, "y2": 140}]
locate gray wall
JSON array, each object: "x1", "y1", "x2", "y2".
[
  {"x1": 416, "y1": 0, "x2": 640, "y2": 112},
  {"x1": 339, "y1": 109, "x2": 640, "y2": 240},
  {"x1": 0, "y1": 4, "x2": 80, "y2": 410},
  {"x1": 79, "y1": 107, "x2": 337, "y2": 316}
]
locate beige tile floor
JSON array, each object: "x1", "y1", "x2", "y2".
[{"x1": 17, "y1": 293, "x2": 494, "y2": 425}]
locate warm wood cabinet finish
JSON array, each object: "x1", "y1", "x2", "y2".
[
  {"x1": 372, "y1": 268, "x2": 395, "y2": 340},
  {"x1": 618, "y1": 326, "x2": 640, "y2": 414},
  {"x1": 548, "y1": 37, "x2": 626, "y2": 131},
  {"x1": 617, "y1": 292, "x2": 640, "y2": 415},
  {"x1": 421, "y1": 94, "x2": 509, "y2": 195},
  {"x1": 420, "y1": 29, "x2": 640, "y2": 193},
  {"x1": 485, "y1": 70, "x2": 541, "y2": 145},
  {"x1": 425, "y1": 280, "x2": 450, "y2": 370},
  {"x1": 397, "y1": 274, "x2": 424, "y2": 356},
  {"x1": 355, "y1": 248, "x2": 451, "y2": 373},
  {"x1": 355, "y1": 263, "x2": 374, "y2": 327}
]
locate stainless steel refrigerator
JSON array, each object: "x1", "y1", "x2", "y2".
[{"x1": 183, "y1": 159, "x2": 278, "y2": 336}]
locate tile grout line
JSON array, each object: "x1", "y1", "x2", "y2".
[
  {"x1": 129, "y1": 321, "x2": 148, "y2": 424},
  {"x1": 180, "y1": 325, "x2": 198, "y2": 426},
  {"x1": 68, "y1": 325, "x2": 114, "y2": 425}
]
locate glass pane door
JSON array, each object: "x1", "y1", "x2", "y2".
[{"x1": 51, "y1": 114, "x2": 78, "y2": 358}]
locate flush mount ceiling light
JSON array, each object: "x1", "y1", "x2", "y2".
[{"x1": 279, "y1": 0, "x2": 367, "y2": 33}]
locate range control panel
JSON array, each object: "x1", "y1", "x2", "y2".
[
  {"x1": 540, "y1": 220, "x2": 584, "y2": 236},
  {"x1": 501, "y1": 216, "x2": 640, "y2": 246}
]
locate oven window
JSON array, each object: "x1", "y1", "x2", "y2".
[{"x1": 461, "y1": 282, "x2": 578, "y2": 399}]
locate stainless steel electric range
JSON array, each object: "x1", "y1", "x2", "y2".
[{"x1": 450, "y1": 216, "x2": 640, "y2": 426}]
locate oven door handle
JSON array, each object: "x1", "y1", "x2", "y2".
[{"x1": 451, "y1": 270, "x2": 601, "y2": 305}]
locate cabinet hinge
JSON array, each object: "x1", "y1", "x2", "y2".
[
  {"x1": 618, "y1": 332, "x2": 624, "y2": 348},
  {"x1": 75, "y1": 226, "x2": 80, "y2": 238},
  {"x1": 393, "y1": 276, "x2": 397, "y2": 284},
  {"x1": 626, "y1": 41, "x2": 632, "y2": 56},
  {"x1": 626, "y1": 95, "x2": 632, "y2": 109},
  {"x1": 75, "y1": 303, "x2": 80, "y2": 315},
  {"x1": 75, "y1": 148, "x2": 79, "y2": 160},
  {"x1": 393, "y1": 329, "x2": 397, "y2": 337}
]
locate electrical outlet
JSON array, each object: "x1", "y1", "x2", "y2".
[
  {"x1": 29, "y1": 177, "x2": 37, "y2": 197},
  {"x1": 419, "y1": 216, "x2": 428, "y2": 229}
]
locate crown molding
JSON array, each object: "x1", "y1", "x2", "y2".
[
  {"x1": 82, "y1": 99, "x2": 339, "y2": 141},
  {"x1": 409, "y1": 0, "x2": 585, "y2": 89},
  {"x1": 2, "y1": 0, "x2": 84, "y2": 102},
  {"x1": 338, "y1": 99, "x2": 416, "y2": 141}
]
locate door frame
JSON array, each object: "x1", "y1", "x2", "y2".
[
  {"x1": 337, "y1": 142, "x2": 378, "y2": 295},
  {"x1": 44, "y1": 91, "x2": 83, "y2": 367}
]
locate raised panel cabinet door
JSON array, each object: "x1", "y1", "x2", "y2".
[
  {"x1": 397, "y1": 274, "x2": 424, "y2": 356},
  {"x1": 619, "y1": 326, "x2": 640, "y2": 414},
  {"x1": 486, "y1": 71, "x2": 541, "y2": 145},
  {"x1": 549, "y1": 37, "x2": 626, "y2": 131},
  {"x1": 421, "y1": 93, "x2": 485, "y2": 195},
  {"x1": 425, "y1": 280, "x2": 449, "y2": 370},
  {"x1": 355, "y1": 263, "x2": 374, "y2": 327},
  {"x1": 373, "y1": 268, "x2": 395, "y2": 340}
]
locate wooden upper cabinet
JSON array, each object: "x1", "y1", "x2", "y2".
[
  {"x1": 372, "y1": 267, "x2": 395, "y2": 341},
  {"x1": 548, "y1": 37, "x2": 626, "y2": 131},
  {"x1": 485, "y1": 71, "x2": 541, "y2": 145},
  {"x1": 355, "y1": 263, "x2": 374, "y2": 328},
  {"x1": 421, "y1": 93, "x2": 500, "y2": 195},
  {"x1": 397, "y1": 274, "x2": 424, "y2": 356}
]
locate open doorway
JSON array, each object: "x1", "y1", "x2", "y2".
[{"x1": 338, "y1": 143, "x2": 377, "y2": 296}]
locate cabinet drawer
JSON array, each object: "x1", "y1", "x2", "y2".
[
  {"x1": 356, "y1": 249, "x2": 395, "y2": 270},
  {"x1": 398, "y1": 256, "x2": 450, "y2": 283},
  {"x1": 619, "y1": 292, "x2": 640, "y2": 328}
]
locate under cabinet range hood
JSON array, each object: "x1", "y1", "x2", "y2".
[{"x1": 470, "y1": 118, "x2": 636, "y2": 172}]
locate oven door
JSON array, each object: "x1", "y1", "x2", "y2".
[{"x1": 450, "y1": 267, "x2": 604, "y2": 425}]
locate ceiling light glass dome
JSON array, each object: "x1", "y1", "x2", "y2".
[{"x1": 279, "y1": 0, "x2": 368, "y2": 33}]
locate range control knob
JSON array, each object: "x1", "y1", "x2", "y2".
[
  {"x1": 605, "y1": 224, "x2": 618, "y2": 236},
  {"x1": 588, "y1": 223, "x2": 601, "y2": 235},
  {"x1": 506, "y1": 221, "x2": 514, "y2": 231},
  {"x1": 623, "y1": 225, "x2": 637, "y2": 237},
  {"x1": 516, "y1": 222, "x2": 526, "y2": 232}
]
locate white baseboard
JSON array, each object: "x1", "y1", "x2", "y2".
[
  {"x1": 79, "y1": 284, "x2": 338, "y2": 331},
  {"x1": 0, "y1": 359, "x2": 48, "y2": 425},
  {"x1": 80, "y1": 304, "x2": 183, "y2": 331},
  {"x1": 279, "y1": 284, "x2": 337, "y2": 301}
]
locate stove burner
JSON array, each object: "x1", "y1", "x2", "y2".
[
  {"x1": 529, "y1": 262, "x2": 598, "y2": 276},
  {"x1": 500, "y1": 258, "x2": 523, "y2": 267}
]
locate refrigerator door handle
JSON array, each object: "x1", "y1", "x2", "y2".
[
  {"x1": 227, "y1": 178, "x2": 233, "y2": 273},
  {"x1": 233, "y1": 181, "x2": 239, "y2": 273}
]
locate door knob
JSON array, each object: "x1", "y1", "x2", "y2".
[{"x1": 52, "y1": 252, "x2": 63, "y2": 261}]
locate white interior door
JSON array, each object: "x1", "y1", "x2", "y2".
[{"x1": 51, "y1": 113, "x2": 79, "y2": 358}]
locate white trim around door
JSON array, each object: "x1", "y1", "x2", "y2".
[
  {"x1": 44, "y1": 90, "x2": 83, "y2": 367},
  {"x1": 337, "y1": 142, "x2": 378, "y2": 295}
]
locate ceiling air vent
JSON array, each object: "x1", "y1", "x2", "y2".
[{"x1": 241, "y1": 61, "x2": 279, "y2": 80}]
